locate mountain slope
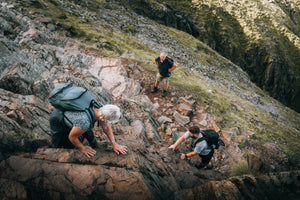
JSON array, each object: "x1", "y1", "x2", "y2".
[
  {"x1": 120, "y1": 0, "x2": 300, "y2": 112},
  {"x1": 0, "y1": 0, "x2": 300, "y2": 199},
  {"x1": 1, "y1": 0, "x2": 299, "y2": 168}
]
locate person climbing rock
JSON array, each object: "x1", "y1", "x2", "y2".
[
  {"x1": 49, "y1": 83, "x2": 127, "y2": 158},
  {"x1": 168, "y1": 126, "x2": 218, "y2": 170},
  {"x1": 151, "y1": 52, "x2": 177, "y2": 97}
]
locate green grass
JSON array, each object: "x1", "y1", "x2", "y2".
[
  {"x1": 15, "y1": 0, "x2": 300, "y2": 164},
  {"x1": 230, "y1": 152, "x2": 264, "y2": 176},
  {"x1": 230, "y1": 159, "x2": 258, "y2": 177},
  {"x1": 169, "y1": 65, "x2": 300, "y2": 162}
]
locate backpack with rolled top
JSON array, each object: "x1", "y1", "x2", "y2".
[
  {"x1": 192, "y1": 129, "x2": 225, "y2": 150},
  {"x1": 49, "y1": 83, "x2": 103, "y2": 128}
]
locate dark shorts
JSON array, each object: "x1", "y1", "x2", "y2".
[
  {"x1": 50, "y1": 109, "x2": 95, "y2": 149},
  {"x1": 199, "y1": 149, "x2": 214, "y2": 164}
]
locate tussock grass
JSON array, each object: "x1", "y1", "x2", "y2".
[
  {"x1": 230, "y1": 153, "x2": 263, "y2": 176},
  {"x1": 230, "y1": 160, "x2": 253, "y2": 176}
]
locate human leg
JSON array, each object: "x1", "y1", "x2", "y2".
[
  {"x1": 152, "y1": 73, "x2": 162, "y2": 93},
  {"x1": 162, "y1": 77, "x2": 170, "y2": 97},
  {"x1": 50, "y1": 109, "x2": 65, "y2": 148},
  {"x1": 50, "y1": 109, "x2": 74, "y2": 149},
  {"x1": 198, "y1": 150, "x2": 214, "y2": 169}
]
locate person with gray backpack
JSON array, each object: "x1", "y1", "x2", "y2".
[
  {"x1": 168, "y1": 126, "x2": 225, "y2": 170},
  {"x1": 49, "y1": 83, "x2": 127, "y2": 158}
]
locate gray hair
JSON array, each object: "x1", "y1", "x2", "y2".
[{"x1": 98, "y1": 104, "x2": 121, "y2": 124}]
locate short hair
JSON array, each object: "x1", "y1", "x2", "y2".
[
  {"x1": 98, "y1": 104, "x2": 121, "y2": 124},
  {"x1": 189, "y1": 126, "x2": 200, "y2": 134}
]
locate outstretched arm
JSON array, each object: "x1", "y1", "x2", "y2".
[
  {"x1": 100, "y1": 120, "x2": 127, "y2": 155},
  {"x1": 168, "y1": 134, "x2": 187, "y2": 150},
  {"x1": 180, "y1": 151, "x2": 197, "y2": 160},
  {"x1": 69, "y1": 126, "x2": 96, "y2": 158}
]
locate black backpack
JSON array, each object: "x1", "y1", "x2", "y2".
[
  {"x1": 166, "y1": 56, "x2": 174, "y2": 63},
  {"x1": 192, "y1": 129, "x2": 225, "y2": 149},
  {"x1": 49, "y1": 83, "x2": 103, "y2": 128}
]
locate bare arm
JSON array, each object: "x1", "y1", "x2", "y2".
[
  {"x1": 100, "y1": 120, "x2": 127, "y2": 155},
  {"x1": 168, "y1": 63, "x2": 177, "y2": 72},
  {"x1": 168, "y1": 134, "x2": 187, "y2": 150},
  {"x1": 68, "y1": 126, "x2": 96, "y2": 158},
  {"x1": 100, "y1": 120, "x2": 114, "y2": 141},
  {"x1": 180, "y1": 151, "x2": 197, "y2": 160},
  {"x1": 154, "y1": 60, "x2": 159, "y2": 69}
]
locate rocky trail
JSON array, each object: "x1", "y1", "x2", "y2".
[
  {"x1": 0, "y1": 52, "x2": 298, "y2": 200},
  {"x1": 0, "y1": 1, "x2": 299, "y2": 199}
]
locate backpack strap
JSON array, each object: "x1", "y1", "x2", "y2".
[
  {"x1": 80, "y1": 100, "x2": 103, "y2": 129},
  {"x1": 191, "y1": 135, "x2": 205, "y2": 148},
  {"x1": 90, "y1": 100, "x2": 103, "y2": 127},
  {"x1": 91, "y1": 100, "x2": 103, "y2": 109},
  {"x1": 86, "y1": 108, "x2": 95, "y2": 129}
]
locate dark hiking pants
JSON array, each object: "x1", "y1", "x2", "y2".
[{"x1": 199, "y1": 149, "x2": 214, "y2": 165}]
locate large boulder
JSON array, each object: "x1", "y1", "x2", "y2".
[
  {"x1": 0, "y1": 155, "x2": 154, "y2": 200},
  {"x1": 174, "y1": 171, "x2": 300, "y2": 200}
]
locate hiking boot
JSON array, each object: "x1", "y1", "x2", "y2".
[
  {"x1": 204, "y1": 164, "x2": 214, "y2": 170},
  {"x1": 195, "y1": 163, "x2": 205, "y2": 169},
  {"x1": 162, "y1": 90, "x2": 168, "y2": 97},
  {"x1": 151, "y1": 87, "x2": 158, "y2": 93}
]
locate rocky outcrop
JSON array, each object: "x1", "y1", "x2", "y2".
[
  {"x1": 0, "y1": 153, "x2": 154, "y2": 200},
  {"x1": 0, "y1": 1, "x2": 299, "y2": 200},
  {"x1": 122, "y1": 0, "x2": 199, "y2": 37},
  {"x1": 0, "y1": 5, "x2": 220, "y2": 198},
  {"x1": 174, "y1": 171, "x2": 300, "y2": 200},
  {"x1": 0, "y1": 149, "x2": 299, "y2": 199}
]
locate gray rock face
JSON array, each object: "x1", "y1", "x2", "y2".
[
  {"x1": 0, "y1": 155, "x2": 154, "y2": 200},
  {"x1": 0, "y1": 178, "x2": 27, "y2": 200},
  {"x1": 0, "y1": 1, "x2": 299, "y2": 200},
  {"x1": 173, "y1": 111, "x2": 190, "y2": 125},
  {"x1": 174, "y1": 171, "x2": 300, "y2": 200}
]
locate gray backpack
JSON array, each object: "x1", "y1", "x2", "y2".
[{"x1": 49, "y1": 83, "x2": 102, "y2": 127}]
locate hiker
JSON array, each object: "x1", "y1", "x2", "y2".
[
  {"x1": 151, "y1": 52, "x2": 177, "y2": 97},
  {"x1": 49, "y1": 83, "x2": 127, "y2": 158},
  {"x1": 169, "y1": 126, "x2": 217, "y2": 169}
]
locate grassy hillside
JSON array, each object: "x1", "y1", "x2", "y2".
[
  {"x1": 14, "y1": 0, "x2": 300, "y2": 164},
  {"x1": 118, "y1": 0, "x2": 300, "y2": 112}
]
